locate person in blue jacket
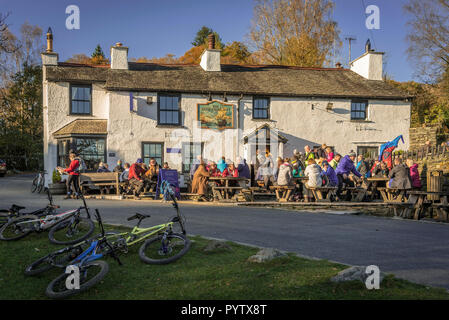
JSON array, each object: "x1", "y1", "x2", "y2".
[
  {"x1": 335, "y1": 152, "x2": 362, "y2": 200},
  {"x1": 320, "y1": 160, "x2": 338, "y2": 187}
]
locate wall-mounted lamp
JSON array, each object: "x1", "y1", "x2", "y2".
[
  {"x1": 146, "y1": 96, "x2": 153, "y2": 105},
  {"x1": 208, "y1": 92, "x2": 212, "y2": 101},
  {"x1": 311, "y1": 104, "x2": 315, "y2": 110},
  {"x1": 223, "y1": 92, "x2": 228, "y2": 102}
]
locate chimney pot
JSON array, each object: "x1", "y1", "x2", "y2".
[
  {"x1": 46, "y1": 27, "x2": 53, "y2": 53},
  {"x1": 115, "y1": 42, "x2": 123, "y2": 47},
  {"x1": 335, "y1": 62, "x2": 342, "y2": 68},
  {"x1": 208, "y1": 34, "x2": 215, "y2": 50}
]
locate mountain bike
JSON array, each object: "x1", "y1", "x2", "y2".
[
  {"x1": 0, "y1": 189, "x2": 59, "y2": 228},
  {"x1": 31, "y1": 171, "x2": 46, "y2": 193},
  {"x1": 25, "y1": 209, "x2": 123, "y2": 299},
  {"x1": 0, "y1": 194, "x2": 94, "y2": 244}
]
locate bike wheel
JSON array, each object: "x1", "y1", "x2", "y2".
[
  {"x1": 0, "y1": 215, "x2": 38, "y2": 241},
  {"x1": 48, "y1": 217, "x2": 95, "y2": 245},
  {"x1": 139, "y1": 233, "x2": 191, "y2": 265},
  {"x1": 31, "y1": 176, "x2": 38, "y2": 193},
  {"x1": 25, "y1": 245, "x2": 85, "y2": 276},
  {"x1": 0, "y1": 212, "x2": 10, "y2": 228},
  {"x1": 45, "y1": 260, "x2": 109, "y2": 299}
]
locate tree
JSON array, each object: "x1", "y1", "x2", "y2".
[
  {"x1": 91, "y1": 44, "x2": 109, "y2": 65},
  {"x1": 222, "y1": 41, "x2": 252, "y2": 64},
  {"x1": 192, "y1": 26, "x2": 223, "y2": 48},
  {"x1": 0, "y1": 63, "x2": 43, "y2": 168},
  {"x1": 248, "y1": 0, "x2": 341, "y2": 67},
  {"x1": 404, "y1": 0, "x2": 449, "y2": 82},
  {"x1": 66, "y1": 53, "x2": 92, "y2": 64},
  {"x1": 131, "y1": 54, "x2": 179, "y2": 64}
]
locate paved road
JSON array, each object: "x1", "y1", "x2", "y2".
[{"x1": 1, "y1": 174, "x2": 449, "y2": 290}]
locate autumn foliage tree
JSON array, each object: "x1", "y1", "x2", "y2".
[{"x1": 248, "y1": 0, "x2": 341, "y2": 67}]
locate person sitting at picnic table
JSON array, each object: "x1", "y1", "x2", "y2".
[
  {"x1": 128, "y1": 158, "x2": 146, "y2": 199},
  {"x1": 373, "y1": 161, "x2": 389, "y2": 177},
  {"x1": 356, "y1": 154, "x2": 370, "y2": 178},
  {"x1": 329, "y1": 153, "x2": 341, "y2": 170},
  {"x1": 304, "y1": 145, "x2": 315, "y2": 167},
  {"x1": 317, "y1": 144, "x2": 328, "y2": 159},
  {"x1": 292, "y1": 161, "x2": 303, "y2": 178},
  {"x1": 162, "y1": 162, "x2": 170, "y2": 169},
  {"x1": 406, "y1": 159, "x2": 422, "y2": 189},
  {"x1": 273, "y1": 157, "x2": 283, "y2": 181},
  {"x1": 388, "y1": 158, "x2": 412, "y2": 190},
  {"x1": 191, "y1": 159, "x2": 210, "y2": 201},
  {"x1": 143, "y1": 158, "x2": 160, "y2": 192},
  {"x1": 303, "y1": 159, "x2": 322, "y2": 202},
  {"x1": 277, "y1": 159, "x2": 293, "y2": 186},
  {"x1": 325, "y1": 146, "x2": 334, "y2": 162},
  {"x1": 321, "y1": 160, "x2": 338, "y2": 187},
  {"x1": 217, "y1": 156, "x2": 227, "y2": 173},
  {"x1": 189, "y1": 155, "x2": 202, "y2": 180},
  {"x1": 113, "y1": 160, "x2": 124, "y2": 173},
  {"x1": 335, "y1": 152, "x2": 362, "y2": 200},
  {"x1": 236, "y1": 157, "x2": 250, "y2": 179},
  {"x1": 97, "y1": 162, "x2": 110, "y2": 173},
  {"x1": 120, "y1": 163, "x2": 130, "y2": 182}
]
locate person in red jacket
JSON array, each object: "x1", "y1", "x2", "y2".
[
  {"x1": 57, "y1": 152, "x2": 80, "y2": 199},
  {"x1": 128, "y1": 158, "x2": 146, "y2": 199}
]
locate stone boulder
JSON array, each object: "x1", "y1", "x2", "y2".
[
  {"x1": 330, "y1": 266, "x2": 386, "y2": 285},
  {"x1": 247, "y1": 248, "x2": 286, "y2": 263},
  {"x1": 203, "y1": 240, "x2": 232, "y2": 252}
]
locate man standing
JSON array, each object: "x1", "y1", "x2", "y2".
[
  {"x1": 304, "y1": 145, "x2": 315, "y2": 167},
  {"x1": 335, "y1": 152, "x2": 362, "y2": 200},
  {"x1": 128, "y1": 158, "x2": 146, "y2": 199},
  {"x1": 57, "y1": 152, "x2": 81, "y2": 199}
]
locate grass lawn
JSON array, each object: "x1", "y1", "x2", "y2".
[{"x1": 1, "y1": 225, "x2": 448, "y2": 300}]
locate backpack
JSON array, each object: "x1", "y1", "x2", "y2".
[{"x1": 74, "y1": 157, "x2": 87, "y2": 173}]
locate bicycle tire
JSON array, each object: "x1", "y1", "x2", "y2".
[
  {"x1": 25, "y1": 245, "x2": 85, "y2": 276},
  {"x1": 0, "y1": 215, "x2": 38, "y2": 241},
  {"x1": 31, "y1": 176, "x2": 38, "y2": 193},
  {"x1": 48, "y1": 217, "x2": 95, "y2": 245},
  {"x1": 138, "y1": 233, "x2": 191, "y2": 265},
  {"x1": 45, "y1": 260, "x2": 109, "y2": 299}
]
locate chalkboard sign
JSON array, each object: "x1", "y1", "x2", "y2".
[{"x1": 155, "y1": 169, "x2": 180, "y2": 200}]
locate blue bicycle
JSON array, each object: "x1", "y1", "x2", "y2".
[{"x1": 25, "y1": 209, "x2": 122, "y2": 299}]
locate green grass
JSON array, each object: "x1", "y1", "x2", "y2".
[{"x1": 0, "y1": 225, "x2": 448, "y2": 300}]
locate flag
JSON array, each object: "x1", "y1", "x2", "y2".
[{"x1": 379, "y1": 135, "x2": 404, "y2": 169}]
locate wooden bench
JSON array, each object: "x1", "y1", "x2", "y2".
[
  {"x1": 377, "y1": 187, "x2": 408, "y2": 203},
  {"x1": 212, "y1": 186, "x2": 244, "y2": 201},
  {"x1": 79, "y1": 172, "x2": 122, "y2": 195},
  {"x1": 306, "y1": 187, "x2": 337, "y2": 202},
  {"x1": 270, "y1": 185, "x2": 295, "y2": 202},
  {"x1": 344, "y1": 187, "x2": 368, "y2": 202}
]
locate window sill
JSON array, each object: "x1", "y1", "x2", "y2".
[
  {"x1": 156, "y1": 124, "x2": 185, "y2": 128},
  {"x1": 252, "y1": 118, "x2": 274, "y2": 122},
  {"x1": 350, "y1": 119, "x2": 373, "y2": 123}
]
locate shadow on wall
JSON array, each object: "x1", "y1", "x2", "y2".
[{"x1": 281, "y1": 132, "x2": 319, "y2": 158}]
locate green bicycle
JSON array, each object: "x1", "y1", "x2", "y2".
[{"x1": 107, "y1": 190, "x2": 190, "y2": 264}]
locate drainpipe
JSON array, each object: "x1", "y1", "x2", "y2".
[{"x1": 236, "y1": 93, "x2": 244, "y2": 159}]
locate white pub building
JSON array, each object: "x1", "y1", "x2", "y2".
[{"x1": 41, "y1": 30, "x2": 412, "y2": 185}]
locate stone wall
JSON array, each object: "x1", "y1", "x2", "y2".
[{"x1": 409, "y1": 125, "x2": 447, "y2": 150}]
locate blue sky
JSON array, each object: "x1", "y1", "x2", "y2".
[{"x1": 1, "y1": 0, "x2": 415, "y2": 81}]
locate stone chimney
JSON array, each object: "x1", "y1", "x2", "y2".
[
  {"x1": 110, "y1": 42, "x2": 128, "y2": 69},
  {"x1": 350, "y1": 39, "x2": 384, "y2": 80},
  {"x1": 200, "y1": 34, "x2": 221, "y2": 72},
  {"x1": 41, "y1": 27, "x2": 58, "y2": 66}
]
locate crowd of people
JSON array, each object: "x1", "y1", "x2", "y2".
[{"x1": 57, "y1": 143, "x2": 423, "y2": 201}]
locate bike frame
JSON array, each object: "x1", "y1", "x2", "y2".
[
  {"x1": 70, "y1": 240, "x2": 104, "y2": 267},
  {"x1": 106, "y1": 221, "x2": 174, "y2": 247}
]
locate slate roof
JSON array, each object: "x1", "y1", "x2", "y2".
[
  {"x1": 53, "y1": 119, "x2": 108, "y2": 136},
  {"x1": 45, "y1": 62, "x2": 412, "y2": 100}
]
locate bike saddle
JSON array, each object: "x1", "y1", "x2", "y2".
[
  {"x1": 11, "y1": 204, "x2": 25, "y2": 212},
  {"x1": 127, "y1": 213, "x2": 151, "y2": 221}
]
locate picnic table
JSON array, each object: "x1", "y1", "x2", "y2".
[
  {"x1": 209, "y1": 177, "x2": 249, "y2": 201},
  {"x1": 366, "y1": 177, "x2": 389, "y2": 200},
  {"x1": 407, "y1": 191, "x2": 449, "y2": 221}
]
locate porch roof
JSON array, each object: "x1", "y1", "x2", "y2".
[{"x1": 53, "y1": 119, "x2": 108, "y2": 137}]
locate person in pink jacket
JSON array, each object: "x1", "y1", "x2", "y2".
[
  {"x1": 325, "y1": 146, "x2": 334, "y2": 162},
  {"x1": 406, "y1": 159, "x2": 422, "y2": 189}
]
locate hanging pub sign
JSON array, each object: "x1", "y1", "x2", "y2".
[{"x1": 197, "y1": 100, "x2": 234, "y2": 130}]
